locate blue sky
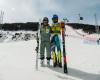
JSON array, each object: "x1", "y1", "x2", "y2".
[{"x1": 0, "y1": 0, "x2": 100, "y2": 25}]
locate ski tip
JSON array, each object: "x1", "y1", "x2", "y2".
[
  {"x1": 64, "y1": 68, "x2": 68, "y2": 73},
  {"x1": 64, "y1": 70, "x2": 68, "y2": 74}
]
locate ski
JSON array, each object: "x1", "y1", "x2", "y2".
[
  {"x1": 35, "y1": 22, "x2": 40, "y2": 70},
  {"x1": 61, "y1": 22, "x2": 68, "y2": 73},
  {"x1": 35, "y1": 32, "x2": 39, "y2": 70}
]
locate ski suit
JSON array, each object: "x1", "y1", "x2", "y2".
[
  {"x1": 40, "y1": 24, "x2": 51, "y2": 60},
  {"x1": 51, "y1": 23, "x2": 62, "y2": 67}
]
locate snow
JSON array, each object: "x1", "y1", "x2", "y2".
[{"x1": 0, "y1": 26, "x2": 100, "y2": 80}]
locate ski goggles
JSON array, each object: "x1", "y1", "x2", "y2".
[
  {"x1": 52, "y1": 18, "x2": 58, "y2": 20},
  {"x1": 43, "y1": 20, "x2": 48, "y2": 23}
]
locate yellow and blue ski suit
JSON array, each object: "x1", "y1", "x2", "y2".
[{"x1": 51, "y1": 23, "x2": 62, "y2": 64}]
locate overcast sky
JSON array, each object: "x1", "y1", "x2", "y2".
[{"x1": 0, "y1": 0, "x2": 100, "y2": 25}]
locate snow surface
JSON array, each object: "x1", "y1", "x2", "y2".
[{"x1": 0, "y1": 26, "x2": 100, "y2": 80}]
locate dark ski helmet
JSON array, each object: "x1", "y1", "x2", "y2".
[
  {"x1": 52, "y1": 14, "x2": 58, "y2": 23},
  {"x1": 43, "y1": 17, "x2": 49, "y2": 22},
  {"x1": 52, "y1": 14, "x2": 58, "y2": 19}
]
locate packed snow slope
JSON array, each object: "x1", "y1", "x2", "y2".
[{"x1": 0, "y1": 25, "x2": 100, "y2": 80}]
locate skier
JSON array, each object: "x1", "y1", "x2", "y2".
[
  {"x1": 40, "y1": 17, "x2": 51, "y2": 67},
  {"x1": 51, "y1": 14, "x2": 62, "y2": 67}
]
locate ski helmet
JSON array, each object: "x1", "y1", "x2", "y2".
[
  {"x1": 52, "y1": 14, "x2": 58, "y2": 19},
  {"x1": 52, "y1": 14, "x2": 58, "y2": 23},
  {"x1": 43, "y1": 17, "x2": 49, "y2": 22}
]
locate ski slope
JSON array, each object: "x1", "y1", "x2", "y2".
[{"x1": 0, "y1": 25, "x2": 100, "y2": 80}]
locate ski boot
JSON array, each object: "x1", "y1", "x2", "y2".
[
  {"x1": 47, "y1": 60, "x2": 50, "y2": 67},
  {"x1": 40, "y1": 60, "x2": 45, "y2": 67}
]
